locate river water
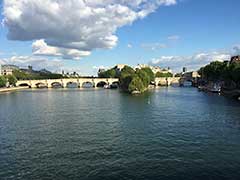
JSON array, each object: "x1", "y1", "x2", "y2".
[{"x1": 0, "y1": 87, "x2": 240, "y2": 180}]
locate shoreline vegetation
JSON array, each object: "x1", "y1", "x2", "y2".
[{"x1": 198, "y1": 59, "x2": 240, "y2": 100}]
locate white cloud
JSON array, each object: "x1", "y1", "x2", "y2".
[
  {"x1": 32, "y1": 40, "x2": 91, "y2": 60},
  {"x1": 167, "y1": 35, "x2": 180, "y2": 40},
  {"x1": 93, "y1": 65, "x2": 108, "y2": 70},
  {"x1": 141, "y1": 43, "x2": 167, "y2": 50},
  {"x1": 150, "y1": 51, "x2": 231, "y2": 72},
  {"x1": 3, "y1": 0, "x2": 177, "y2": 59},
  {"x1": 0, "y1": 56, "x2": 64, "y2": 72},
  {"x1": 127, "y1": 44, "x2": 133, "y2": 48}
]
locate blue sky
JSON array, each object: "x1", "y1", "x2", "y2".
[{"x1": 1, "y1": 0, "x2": 240, "y2": 75}]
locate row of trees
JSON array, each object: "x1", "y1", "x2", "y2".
[
  {"x1": 199, "y1": 61, "x2": 240, "y2": 88},
  {"x1": 13, "y1": 70, "x2": 63, "y2": 80},
  {"x1": 155, "y1": 72, "x2": 173, "y2": 78},
  {"x1": 99, "y1": 67, "x2": 173, "y2": 79}
]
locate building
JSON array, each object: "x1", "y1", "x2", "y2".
[
  {"x1": 1, "y1": 65, "x2": 19, "y2": 75},
  {"x1": 230, "y1": 55, "x2": 240, "y2": 64},
  {"x1": 135, "y1": 64, "x2": 172, "y2": 74},
  {"x1": 114, "y1": 64, "x2": 127, "y2": 72}
]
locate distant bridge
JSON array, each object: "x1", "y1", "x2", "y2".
[
  {"x1": 16, "y1": 77, "x2": 183, "y2": 88},
  {"x1": 16, "y1": 78, "x2": 119, "y2": 88},
  {"x1": 155, "y1": 77, "x2": 181, "y2": 86}
]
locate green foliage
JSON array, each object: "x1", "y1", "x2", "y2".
[
  {"x1": 199, "y1": 61, "x2": 240, "y2": 88},
  {"x1": 199, "y1": 61, "x2": 226, "y2": 81},
  {"x1": 5, "y1": 75, "x2": 17, "y2": 86},
  {"x1": 128, "y1": 76, "x2": 145, "y2": 93},
  {"x1": 155, "y1": 72, "x2": 173, "y2": 78},
  {"x1": 97, "y1": 65, "x2": 154, "y2": 93},
  {"x1": 13, "y1": 70, "x2": 30, "y2": 80},
  {"x1": 140, "y1": 67, "x2": 155, "y2": 82},
  {"x1": 98, "y1": 68, "x2": 116, "y2": 78},
  {"x1": 136, "y1": 69, "x2": 150, "y2": 87},
  {"x1": 120, "y1": 66, "x2": 154, "y2": 94},
  {"x1": 119, "y1": 66, "x2": 135, "y2": 91},
  {"x1": 0, "y1": 76, "x2": 7, "y2": 88},
  {"x1": 13, "y1": 70, "x2": 63, "y2": 80}
]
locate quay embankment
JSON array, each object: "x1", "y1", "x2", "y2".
[{"x1": 0, "y1": 86, "x2": 29, "y2": 93}]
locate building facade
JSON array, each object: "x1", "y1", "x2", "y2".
[
  {"x1": 135, "y1": 64, "x2": 172, "y2": 74},
  {"x1": 1, "y1": 65, "x2": 19, "y2": 75}
]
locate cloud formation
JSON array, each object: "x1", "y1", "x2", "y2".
[
  {"x1": 32, "y1": 40, "x2": 91, "y2": 60},
  {"x1": 150, "y1": 51, "x2": 231, "y2": 72},
  {"x1": 141, "y1": 43, "x2": 167, "y2": 50},
  {"x1": 3, "y1": 0, "x2": 177, "y2": 59},
  {"x1": 0, "y1": 56, "x2": 64, "y2": 72},
  {"x1": 167, "y1": 35, "x2": 180, "y2": 40}
]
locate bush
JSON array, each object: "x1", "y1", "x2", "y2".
[{"x1": 0, "y1": 76, "x2": 7, "y2": 88}]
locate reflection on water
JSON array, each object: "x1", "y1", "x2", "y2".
[{"x1": 0, "y1": 87, "x2": 240, "y2": 180}]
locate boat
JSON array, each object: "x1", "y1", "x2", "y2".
[
  {"x1": 208, "y1": 84, "x2": 221, "y2": 93},
  {"x1": 104, "y1": 84, "x2": 111, "y2": 89}
]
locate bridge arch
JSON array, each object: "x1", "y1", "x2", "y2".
[
  {"x1": 96, "y1": 81, "x2": 107, "y2": 88},
  {"x1": 51, "y1": 82, "x2": 63, "y2": 88},
  {"x1": 36, "y1": 82, "x2": 47, "y2": 88},
  {"x1": 18, "y1": 83, "x2": 31, "y2": 88},
  {"x1": 82, "y1": 81, "x2": 94, "y2": 88},
  {"x1": 66, "y1": 82, "x2": 79, "y2": 88}
]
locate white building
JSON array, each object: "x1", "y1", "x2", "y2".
[
  {"x1": 1, "y1": 65, "x2": 19, "y2": 75},
  {"x1": 135, "y1": 64, "x2": 172, "y2": 74}
]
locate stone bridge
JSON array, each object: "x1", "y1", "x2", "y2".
[
  {"x1": 155, "y1": 77, "x2": 181, "y2": 86},
  {"x1": 16, "y1": 78, "x2": 119, "y2": 88},
  {"x1": 16, "y1": 77, "x2": 182, "y2": 88}
]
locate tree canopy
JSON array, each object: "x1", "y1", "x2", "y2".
[
  {"x1": 0, "y1": 76, "x2": 7, "y2": 88},
  {"x1": 155, "y1": 72, "x2": 173, "y2": 78},
  {"x1": 5, "y1": 75, "x2": 17, "y2": 86},
  {"x1": 98, "y1": 69, "x2": 116, "y2": 78},
  {"x1": 198, "y1": 61, "x2": 240, "y2": 88}
]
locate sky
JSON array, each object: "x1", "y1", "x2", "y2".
[{"x1": 0, "y1": 0, "x2": 240, "y2": 75}]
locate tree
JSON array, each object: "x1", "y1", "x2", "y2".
[
  {"x1": 119, "y1": 66, "x2": 135, "y2": 90},
  {"x1": 141, "y1": 67, "x2": 155, "y2": 82},
  {"x1": 128, "y1": 76, "x2": 145, "y2": 93},
  {"x1": 98, "y1": 68, "x2": 116, "y2": 78},
  {"x1": 5, "y1": 75, "x2": 17, "y2": 86},
  {"x1": 136, "y1": 69, "x2": 150, "y2": 87},
  {"x1": 155, "y1": 72, "x2": 173, "y2": 77},
  {"x1": 13, "y1": 70, "x2": 30, "y2": 80},
  {"x1": 119, "y1": 66, "x2": 153, "y2": 94},
  {"x1": 199, "y1": 61, "x2": 226, "y2": 81},
  {"x1": 0, "y1": 76, "x2": 7, "y2": 88}
]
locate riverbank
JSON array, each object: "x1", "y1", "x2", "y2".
[{"x1": 0, "y1": 86, "x2": 29, "y2": 93}]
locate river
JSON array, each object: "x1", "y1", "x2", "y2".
[{"x1": 0, "y1": 87, "x2": 240, "y2": 180}]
